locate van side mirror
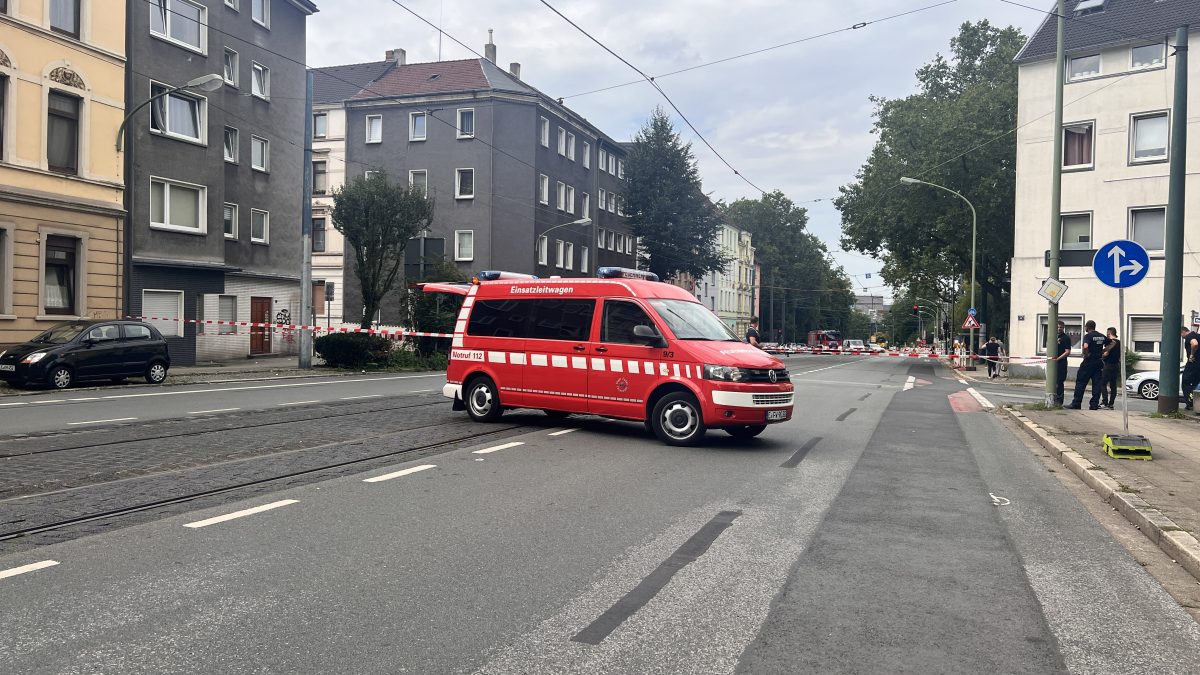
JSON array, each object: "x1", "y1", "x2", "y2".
[{"x1": 633, "y1": 324, "x2": 666, "y2": 347}]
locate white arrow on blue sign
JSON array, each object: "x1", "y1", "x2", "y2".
[
  {"x1": 1092, "y1": 240, "x2": 1150, "y2": 289},
  {"x1": 967, "y1": 307, "x2": 977, "y2": 317}
]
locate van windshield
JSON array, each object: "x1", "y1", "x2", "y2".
[{"x1": 648, "y1": 299, "x2": 739, "y2": 341}]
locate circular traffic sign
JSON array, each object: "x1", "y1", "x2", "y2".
[{"x1": 1092, "y1": 240, "x2": 1150, "y2": 289}]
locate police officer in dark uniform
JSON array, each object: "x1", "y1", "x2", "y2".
[
  {"x1": 1099, "y1": 327, "x2": 1121, "y2": 409},
  {"x1": 1051, "y1": 321, "x2": 1071, "y2": 406},
  {"x1": 1182, "y1": 325, "x2": 1200, "y2": 411},
  {"x1": 1068, "y1": 320, "x2": 1107, "y2": 410},
  {"x1": 746, "y1": 317, "x2": 762, "y2": 350}
]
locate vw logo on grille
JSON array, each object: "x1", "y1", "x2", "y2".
[{"x1": 768, "y1": 370, "x2": 778, "y2": 383}]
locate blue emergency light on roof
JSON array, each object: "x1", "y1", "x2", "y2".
[
  {"x1": 597, "y1": 267, "x2": 660, "y2": 282},
  {"x1": 474, "y1": 271, "x2": 539, "y2": 282}
]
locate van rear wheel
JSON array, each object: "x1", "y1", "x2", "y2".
[
  {"x1": 651, "y1": 392, "x2": 706, "y2": 446},
  {"x1": 465, "y1": 376, "x2": 503, "y2": 422},
  {"x1": 725, "y1": 425, "x2": 766, "y2": 439}
]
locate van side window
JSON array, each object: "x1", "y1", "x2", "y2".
[
  {"x1": 602, "y1": 300, "x2": 654, "y2": 344},
  {"x1": 529, "y1": 299, "x2": 595, "y2": 341},
  {"x1": 467, "y1": 300, "x2": 531, "y2": 338}
]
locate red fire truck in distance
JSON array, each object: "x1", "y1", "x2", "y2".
[
  {"x1": 422, "y1": 268, "x2": 794, "y2": 446},
  {"x1": 806, "y1": 329, "x2": 842, "y2": 352}
]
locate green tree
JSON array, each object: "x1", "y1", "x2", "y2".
[
  {"x1": 624, "y1": 108, "x2": 729, "y2": 280},
  {"x1": 835, "y1": 20, "x2": 1025, "y2": 338},
  {"x1": 332, "y1": 172, "x2": 435, "y2": 328},
  {"x1": 404, "y1": 257, "x2": 467, "y2": 355}
]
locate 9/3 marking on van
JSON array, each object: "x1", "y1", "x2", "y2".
[{"x1": 451, "y1": 349, "x2": 486, "y2": 362}]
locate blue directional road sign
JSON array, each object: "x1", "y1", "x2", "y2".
[
  {"x1": 967, "y1": 307, "x2": 977, "y2": 317},
  {"x1": 1093, "y1": 240, "x2": 1150, "y2": 289}
]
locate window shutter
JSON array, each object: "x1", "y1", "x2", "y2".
[
  {"x1": 143, "y1": 290, "x2": 182, "y2": 337},
  {"x1": 1130, "y1": 317, "x2": 1161, "y2": 342}
]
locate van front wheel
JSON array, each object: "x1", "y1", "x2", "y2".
[
  {"x1": 651, "y1": 392, "x2": 706, "y2": 446},
  {"x1": 465, "y1": 376, "x2": 503, "y2": 422}
]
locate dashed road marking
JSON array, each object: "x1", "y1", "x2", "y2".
[
  {"x1": 903, "y1": 376, "x2": 916, "y2": 391},
  {"x1": 67, "y1": 417, "x2": 136, "y2": 426},
  {"x1": 277, "y1": 400, "x2": 320, "y2": 406},
  {"x1": 0, "y1": 560, "x2": 59, "y2": 581},
  {"x1": 68, "y1": 397, "x2": 100, "y2": 402},
  {"x1": 340, "y1": 394, "x2": 383, "y2": 400},
  {"x1": 548, "y1": 428, "x2": 577, "y2": 436},
  {"x1": 794, "y1": 361, "x2": 861, "y2": 376},
  {"x1": 363, "y1": 464, "x2": 437, "y2": 483},
  {"x1": 183, "y1": 500, "x2": 299, "y2": 529},
  {"x1": 473, "y1": 441, "x2": 524, "y2": 455},
  {"x1": 188, "y1": 407, "x2": 240, "y2": 415}
]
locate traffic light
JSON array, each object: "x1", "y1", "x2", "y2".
[{"x1": 912, "y1": 305, "x2": 919, "y2": 316}]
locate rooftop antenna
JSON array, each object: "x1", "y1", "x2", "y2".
[{"x1": 437, "y1": 0, "x2": 444, "y2": 61}]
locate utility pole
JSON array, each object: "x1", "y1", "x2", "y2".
[
  {"x1": 299, "y1": 71, "x2": 314, "y2": 369},
  {"x1": 1157, "y1": 26, "x2": 1189, "y2": 413},
  {"x1": 1044, "y1": 0, "x2": 1066, "y2": 405}
]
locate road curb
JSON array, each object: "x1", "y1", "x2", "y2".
[{"x1": 1003, "y1": 406, "x2": 1200, "y2": 583}]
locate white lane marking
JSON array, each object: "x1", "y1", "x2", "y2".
[
  {"x1": 472, "y1": 441, "x2": 524, "y2": 455},
  {"x1": 967, "y1": 388, "x2": 995, "y2": 409},
  {"x1": 68, "y1": 397, "x2": 100, "y2": 402},
  {"x1": 410, "y1": 389, "x2": 435, "y2": 393},
  {"x1": 340, "y1": 394, "x2": 383, "y2": 400},
  {"x1": 0, "y1": 402, "x2": 29, "y2": 407},
  {"x1": 363, "y1": 464, "x2": 437, "y2": 483},
  {"x1": 188, "y1": 408, "x2": 240, "y2": 415},
  {"x1": 548, "y1": 428, "x2": 577, "y2": 436},
  {"x1": 277, "y1": 400, "x2": 320, "y2": 406},
  {"x1": 957, "y1": 379, "x2": 968, "y2": 384},
  {"x1": 67, "y1": 417, "x2": 137, "y2": 426},
  {"x1": 183, "y1": 500, "x2": 299, "y2": 529},
  {"x1": 0, "y1": 560, "x2": 60, "y2": 581},
  {"x1": 903, "y1": 376, "x2": 915, "y2": 392},
  {"x1": 990, "y1": 493, "x2": 1011, "y2": 506},
  {"x1": 794, "y1": 361, "x2": 861, "y2": 376},
  {"x1": 793, "y1": 378, "x2": 900, "y2": 388}
]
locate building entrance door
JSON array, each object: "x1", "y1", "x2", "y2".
[{"x1": 251, "y1": 297, "x2": 272, "y2": 355}]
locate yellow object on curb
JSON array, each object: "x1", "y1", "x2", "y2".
[{"x1": 1102, "y1": 433, "x2": 1153, "y2": 460}]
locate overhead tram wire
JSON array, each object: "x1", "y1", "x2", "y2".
[{"x1": 562, "y1": 0, "x2": 961, "y2": 100}]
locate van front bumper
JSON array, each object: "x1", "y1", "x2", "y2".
[{"x1": 707, "y1": 388, "x2": 794, "y2": 426}]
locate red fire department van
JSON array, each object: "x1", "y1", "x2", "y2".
[{"x1": 422, "y1": 268, "x2": 794, "y2": 446}]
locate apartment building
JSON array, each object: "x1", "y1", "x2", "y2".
[
  {"x1": 123, "y1": 0, "x2": 317, "y2": 364},
  {"x1": 0, "y1": 0, "x2": 126, "y2": 346},
  {"x1": 689, "y1": 223, "x2": 755, "y2": 334},
  {"x1": 1010, "y1": 0, "x2": 1199, "y2": 367},
  {"x1": 328, "y1": 36, "x2": 635, "y2": 325}
]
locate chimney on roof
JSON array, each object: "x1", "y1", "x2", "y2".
[
  {"x1": 484, "y1": 29, "x2": 497, "y2": 63},
  {"x1": 509, "y1": 62, "x2": 521, "y2": 79},
  {"x1": 385, "y1": 48, "x2": 406, "y2": 65}
]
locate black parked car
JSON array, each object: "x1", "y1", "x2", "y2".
[{"x1": 0, "y1": 320, "x2": 171, "y2": 390}]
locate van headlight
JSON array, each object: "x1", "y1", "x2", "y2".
[
  {"x1": 704, "y1": 364, "x2": 748, "y2": 382},
  {"x1": 21, "y1": 352, "x2": 48, "y2": 364}
]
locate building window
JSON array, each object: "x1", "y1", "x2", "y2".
[
  {"x1": 557, "y1": 127, "x2": 567, "y2": 155},
  {"x1": 143, "y1": 290, "x2": 183, "y2": 336},
  {"x1": 218, "y1": 295, "x2": 237, "y2": 334},
  {"x1": 50, "y1": 0, "x2": 80, "y2": 39},
  {"x1": 607, "y1": 229, "x2": 616, "y2": 250},
  {"x1": 617, "y1": 159, "x2": 624, "y2": 179},
  {"x1": 1060, "y1": 213, "x2": 1091, "y2": 250},
  {"x1": 150, "y1": 83, "x2": 205, "y2": 143},
  {"x1": 47, "y1": 91, "x2": 79, "y2": 175},
  {"x1": 410, "y1": 112, "x2": 426, "y2": 141},
  {"x1": 0, "y1": 76, "x2": 6, "y2": 160},
  {"x1": 0, "y1": 226, "x2": 9, "y2": 315},
  {"x1": 150, "y1": 0, "x2": 206, "y2": 52},
  {"x1": 555, "y1": 239, "x2": 564, "y2": 268},
  {"x1": 312, "y1": 217, "x2": 326, "y2": 252},
  {"x1": 313, "y1": 112, "x2": 327, "y2": 138},
  {"x1": 566, "y1": 132, "x2": 576, "y2": 160},
  {"x1": 366, "y1": 114, "x2": 382, "y2": 143},
  {"x1": 539, "y1": 117, "x2": 549, "y2": 147},
  {"x1": 1063, "y1": 122, "x2": 1093, "y2": 168},
  {"x1": 538, "y1": 174, "x2": 549, "y2": 204},
  {"x1": 1130, "y1": 207, "x2": 1165, "y2": 251},
  {"x1": 251, "y1": 209, "x2": 268, "y2": 243},
  {"x1": 251, "y1": 0, "x2": 269, "y2": 27},
  {"x1": 566, "y1": 186, "x2": 575, "y2": 214},
  {"x1": 313, "y1": 160, "x2": 327, "y2": 194},
  {"x1": 224, "y1": 0, "x2": 238, "y2": 10},
  {"x1": 454, "y1": 230, "x2": 474, "y2": 261},
  {"x1": 363, "y1": 170, "x2": 378, "y2": 180},
  {"x1": 598, "y1": 188, "x2": 607, "y2": 212},
  {"x1": 582, "y1": 192, "x2": 590, "y2": 216},
  {"x1": 1129, "y1": 316, "x2": 1163, "y2": 357},
  {"x1": 608, "y1": 193, "x2": 616, "y2": 213},
  {"x1": 608, "y1": 154, "x2": 617, "y2": 174},
  {"x1": 1068, "y1": 54, "x2": 1100, "y2": 81},
  {"x1": 251, "y1": 62, "x2": 270, "y2": 99},
  {"x1": 582, "y1": 142, "x2": 591, "y2": 169},
  {"x1": 44, "y1": 235, "x2": 78, "y2": 315},
  {"x1": 409, "y1": 169, "x2": 428, "y2": 196},
  {"x1": 223, "y1": 203, "x2": 237, "y2": 238},
  {"x1": 598, "y1": 228, "x2": 606, "y2": 249},
  {"x1": 1131, "y1": 112, "x2": 1168, "y2": 163},
  {"x1": 223, "y1": 126, "x2": 238, "y2": 162},
  {"x1": 564, "y1": 242, "x2": 574, "y2": 270},
  {"x1": 250, "y1": 136, "x2": 269, "y2": 171},
  {"x1": 151, "y1": 177, "x2": 206, "y2": 233},
  {"x1": 557, "y1": 181, "x2": 566, "y2": 210},
  {"x1": 1132, "y1": 43, "x2": 1165, "y2": 70},
  {"x1": 581, "y1": 245, "x2": 589, "y2": 274},
  {"x1": 457, "y1": 108, "x2": 474, "y2": 138},
  {"x1": 223, "y1": 48, "x2": 239, "y2": 85},
  {"x1": 537, "y1": 236, "x2": 548, "y2": 265},
  {"x1": 599, "y1": 148, "x2": 607, "y2": 172},
  {"x1": 456, "y1": 168, "x2": 474, "y2": 199}
]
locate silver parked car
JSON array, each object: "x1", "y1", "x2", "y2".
[{"x1": 1125, "y1": 366, "x2": 1187, "y2": 400}]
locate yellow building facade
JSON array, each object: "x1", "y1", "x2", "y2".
[{"x1": 0, "y1": 0, "x2": 125, "y2": 345}]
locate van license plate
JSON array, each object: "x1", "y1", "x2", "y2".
[
  {"x1": 0, "y1": 365, "x2": 15, "y2": 371},
  {"x1": 766, "y1": 410, "x2": 787, "y2": 421}
]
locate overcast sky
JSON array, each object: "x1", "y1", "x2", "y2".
[{"x1": 307, "y1": 0, "x2": 1048, "y2": 300}]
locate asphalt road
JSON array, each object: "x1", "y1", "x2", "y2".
[{"x1": 2, "y1": 356, "x2": 1198, "y2": 673}]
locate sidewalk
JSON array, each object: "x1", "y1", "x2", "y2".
[{"x1": 1009, "y1": 404, "x2": 1200, "y2": 582}]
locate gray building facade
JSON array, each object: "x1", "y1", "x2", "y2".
[
  {"x1": 326, "y1": 41, "x2": 635, "y2": 325},
  {"x1": 124, "y1": 0, "x2": 317, "y2": 364}
]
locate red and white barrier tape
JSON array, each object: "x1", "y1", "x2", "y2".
[{"x1": 126, "y1": 316, "x2": 453, "y2": 339}]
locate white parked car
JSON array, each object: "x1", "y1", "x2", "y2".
[
  {"x1": 844, "y1": 339, "x2": 866, "y2": 351},
  {"x1": 1125, "y1": 367, "x2": 1187, "y2": 400}
]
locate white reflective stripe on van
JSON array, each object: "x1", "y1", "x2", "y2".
[
  {"x1": 462, "y1": 296, "x2": 475, "y2": 307},
  {"x1": 455, "y1": 320, "x2": 468, "y2": 333},
  {"x1": 551, "y1": 355, "x2": 567, "y2": 368},
  {"x1": 510, "y1": 352, "x2": 527, "y2": 365},
  {"x1": 659, "y1": 363, "x2": 669, "y2": 376},
  {"x1": 591, "y1": 358, "x2": 606, "y2": 371},
  {"x1": 452, "y1": 336, "x2": 464, "y2": 347},
  {"x1": 627, "y1": 361, "x2": 640, "y2": 374},
  {"x1": 571, "y1": 357, "x2": 587, "y2": 369},
  {"x1": 532, "y1": 354, "x2": 549, "y2": 366},
  {"x1": 488, "y1": 351, "x2": 507, "y2": 364},
  {"x1": 609, "y1": 359, "x2": 623, "y2": 372}
]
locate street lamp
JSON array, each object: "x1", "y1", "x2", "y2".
[
  {"x1": 900, "y1": 176, "x2": 978, "y2": 369},
  {"x1": 115, "y1": 74, "x2": 224, "y2": 151},
  {"x1": 535, "y1": 217, "x2": 591, "y2": 267}
]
